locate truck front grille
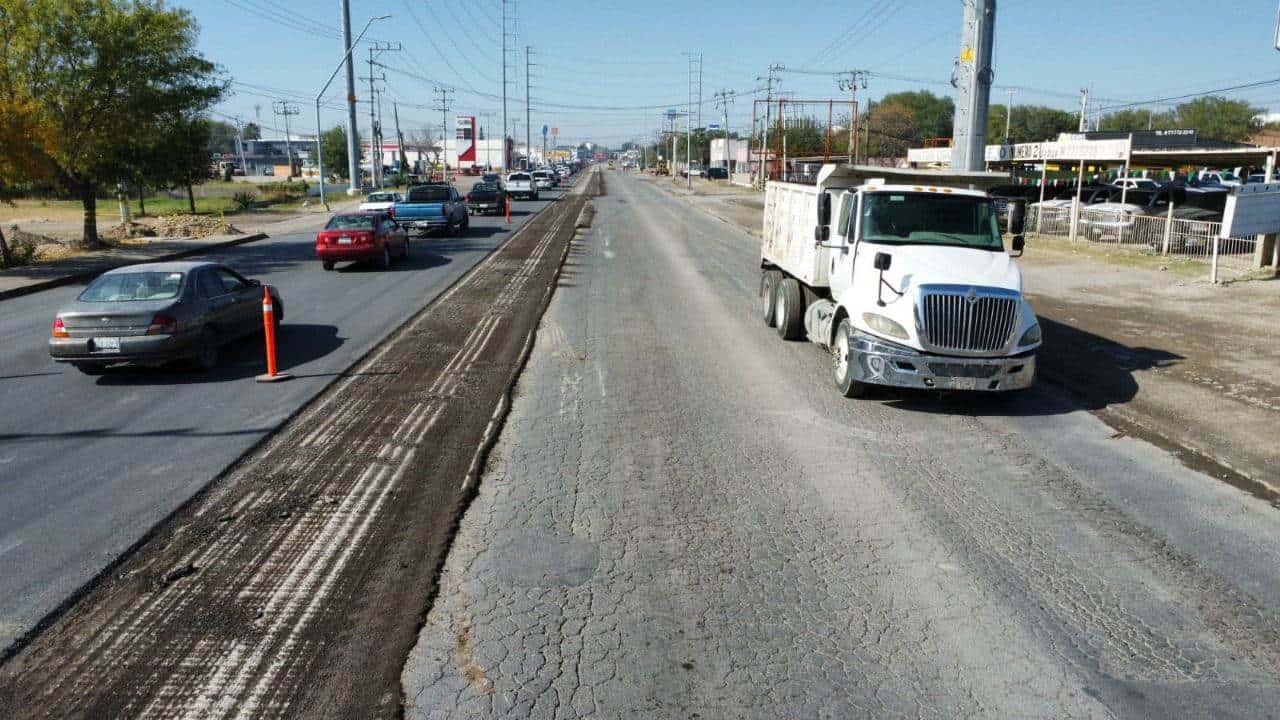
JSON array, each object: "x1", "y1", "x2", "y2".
[{"x1": 919, "y1": 286, "x2": 1019, "y2": 355}]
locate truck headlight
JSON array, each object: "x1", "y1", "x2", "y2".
[
  {"x1": 862, "y1": 312, "x2": 908, "y2": 340},
  {"x1": 1018, "y1": 323, "x2": 1041, "y2": 346}
]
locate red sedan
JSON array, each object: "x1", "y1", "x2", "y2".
[{"x1": 315, "y1": 211, "x2": 409, "y2": 271}]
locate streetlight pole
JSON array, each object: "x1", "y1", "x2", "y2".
[{"x1": 316, "y1": 13, "x2": 389, "y2": 210}]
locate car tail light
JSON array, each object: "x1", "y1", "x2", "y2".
[
  {"x1": 359, "y1": 232, "x2": 374, "y2": 244},
  {"x1": 146, "y1": 313, "x2": 177, "y2": 335},
  {"x1": 388, "y1": 207, "x2": 395, "y2": 218},
  {"x1": 51, "y1": 317, "x2": 69, "y2": 338}
]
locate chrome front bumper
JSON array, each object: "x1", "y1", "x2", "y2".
[{"x1": 845, "y1": 331, "x2": 1036, "y2": 392}]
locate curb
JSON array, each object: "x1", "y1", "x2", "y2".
[{"x1": 0, "y1": 232, "x2": 270, "y2": 302}]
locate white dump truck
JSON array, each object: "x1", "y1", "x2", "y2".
[{"x1": 759, "y1": 165, "x2": 1041, "y2": 397}]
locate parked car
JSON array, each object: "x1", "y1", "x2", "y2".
[
  {"x1": 359, "y1": 191, "x2": 403, "y2": 213},
  {"x1": 49, "y1": 261, "x2": 282, "y2": 374},
  {"x1": 531, "y1": 170, "x2": 554, "y2": 190},
  {"x1": 315, "y1": 211, "x2": 409, "y2": 270},
  {"x1": 505, "y1": 172, "x2": 539, "y2": 200},
  {"x1": 467, "y1": 182, "x2": 508, "y2": 215},
  {"x1": 392, "y1": 184, "x2": 469, "y2": 236},
  {"x1": 706, "y1": 167, "x2": 729, "y2": 180},
  {"x1": 1030, "y1": 185, "x2": 1110, "y2": 210},
  {"x1": 1197, "y1": 170, "x2": 1242, "y2": 187},
  {"x1": 1110, "y1": 178, "x2": 1160, "y2": 191}
]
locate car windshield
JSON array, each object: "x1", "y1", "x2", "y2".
[
  {"x1": 407, "y1": 187, "x2": 450, "y2": 202},
  {"x1": 366, "y1": 193, "x2": 395, "y2": 203},
  {"x1": 860, "y1": 193, "x2": 1002, "y2": 250},
  {"x1": 508, "y1": 174, "x2": 530, "y2": 181},
  {"x1": 326, "y1": 215, "x2": 376, "y2": 230},
  {"x1": 79, "y1": 271, "x2": 185, "y2": 302}
]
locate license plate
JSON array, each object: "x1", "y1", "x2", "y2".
[
  {"x1": 950, "y1": 377, "x2": 978, "y2": 391},
  {"x1": 92, "y1": 337, "x2": 121, "y2": 353},
  {"x1": 337, "y1": 237, "x2": 353, "y2": 245}
]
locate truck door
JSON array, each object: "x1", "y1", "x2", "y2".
[{"x1": 829, "y1": 190, "x2": 859, "y2": 299}]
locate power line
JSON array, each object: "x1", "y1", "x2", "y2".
[
  {"x1": 416, "y1": 0, "x2": 500, "y2": 85},
  {"x1": 1096, "y1": 77, "x2": 1280, "y2": 112}
]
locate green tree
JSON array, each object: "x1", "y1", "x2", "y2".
[
  {"x1": 207, "y1": 120, "x2": 240, "y2": 156},
  {"x1": 1173, "y1": 96, "x2": 1261, "y2": 141},
  {"x1": 320, "y1": 125, "x2": 359, "y2": 180},
  {"x1": 0, "y1": 0, "x2": 225, "y2": 248},
  {"x1": 879, "y1": 91, "x2": 953, "y2": 141},
  {"x1": 0, "y1": 99, "x2": 50, "y2": 264},
  {"x1": 243, "y1": 122, "x2": 262, "y2": 141},
  {"x1": 1098, "y1": 108, "x2": 1176, "y2": 132},
  {"x1": 865, "y1": 101, "x2": 918, "y2": 158},
  {"x1": 156, "y1": 116, "x2": 214, "y2": 213}
]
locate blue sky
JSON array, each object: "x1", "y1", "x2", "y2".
[{"x1": 190, "y1": 0, "x2": 1280, "y2": 146}]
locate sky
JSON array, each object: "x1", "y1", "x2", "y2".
[{"x1": 188, "y1": 0, "x2": 1280, "y2": 147}]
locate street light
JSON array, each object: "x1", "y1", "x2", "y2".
[{"x1": 315, "y1": 14, "x2": 390, "y2": 211}]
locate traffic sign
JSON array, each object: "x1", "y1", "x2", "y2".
[{"x1": 707, "y1": 123, "x2": 722, "y2": 131}]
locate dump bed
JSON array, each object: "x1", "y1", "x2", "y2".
[{"x1": 761, "y1": 181, "x2": 829, "y2": 288}]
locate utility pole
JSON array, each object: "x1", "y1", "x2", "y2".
[
  {"x1": 1003, "y1": 89, "x2": 1016, "y2": 143},
  {"x1": 524, "y1": 46, "x2": 534, "y2": 169},
  {"x1": 479, "y1": 111, "x2": 496, "y2": 169},
  {"x1": 951, "y1": 0, "x2": 996, "y2": 172},
  {"x1": 715, "y1": 89, "x2": 733, "y2": 174},
  {"x1": 501, "y1": 0, "x2": 512, "y2": 170},
  {"x1": 366, "y1": 41, "x2": 401, "y2": 188},
  {"x1": 272, "y1": 101, "x2": 300, "y2": 178},
  {"x1": 435, "y1": 86, "x2": 453, "y2": 183},
  {"x1": 838, "y1": 70, "x2": 868, "y2": 164},
  {"x1": 317, "y1": 12, "x2": 389, "y2": 209},
  {"x1": 684, "y1": 53, "x2": 701, "y2": 188},
  {"x1": 394, "y1": 102, "x2": 406, "y2": 175},
  {"x1": 758, "y1": 64, "x2": 781, "y2": 187},
  {"x1": 864, "y1": 100, "x2": 873, "y2": 161},
  {"x1": 341, "y1": 0, "x2": 361, "y2": 194}
]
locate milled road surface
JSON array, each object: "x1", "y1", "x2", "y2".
[
  {"x1": 0, "y1": 174, "x2": 593, "y2": 718},
  {"x1": 0, "y1": 192, "x2": 557, "y2": 654},
  {"x1": 402, "y1": 170, "x2": 1280, "y2": 719}
]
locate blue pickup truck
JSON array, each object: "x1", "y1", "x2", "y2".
[{"x1": 392, "y1": 184, "x2": 470, "y2": 236}]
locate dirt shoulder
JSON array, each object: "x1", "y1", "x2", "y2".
[
  {"x1": 638, "y1": 171, "x2": 1280, "y2": 499},
  {"x1": 0, "y1": 173, "x2": 600, "y2": 718}
]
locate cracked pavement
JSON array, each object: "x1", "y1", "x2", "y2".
[{"x1": 401, "y1": 170, "x2": 1280, "y2": 719}]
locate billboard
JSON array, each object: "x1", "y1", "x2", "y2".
[{"x1": 455, "y1": 115, "x2": 476, "y2": 165}]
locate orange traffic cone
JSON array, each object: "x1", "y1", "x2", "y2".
[{"x1": 255, "y1": 286, "x2": 293, "y2": 383}]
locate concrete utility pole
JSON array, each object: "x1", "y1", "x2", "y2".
[
  {"x1": 525, "y1": 46, "x2": 533, "y2": 169},
  {"x1": 1004, "y1": 88, "x2": 1016, "y2": 143},
  {"x1": 1078, "y1": 87, "x2": 1090, "y2": 132},
  {"x1": 394, "y1": 102, "x2": 406, "y2": 173},
  {"x1": 272, "y1": 101, "x2": 300, "y2": 177},
  {"x1": 686, "y1": 53, "x2": 696, "y2": 188},
  {"x1": 232, "y1": 115, "x2": 248, "y2": 176},
  {"x1": 341, "y1": 0, "x2": 361, "y2": 194},
  {"x1": 864, "y1": 100, "x2": 873, "y2": 162},
  {"x1": 435, "y1": 87, "x2": 453, "y2": 183},
  {"x1": 316, "y1": 12, "x2": 388, "y2": 209},
  {"x1": 479, "y1": 111, "x2": 496, "y2": 169},
  {"x1": 758, "y1": 64, "x2": 781, "y2": 187},
  {"x1": 951, "y1": 0, "x2": 996, "y2": 172},
  {"x1": 501, "y1": 0, "x2": 510, "y2": 170},
  {"x1": 364, "y1": 41, "x2": 401, "y2": 188},
  {"x1": 838, "y1": 70, "x2": 867, "y2": 164},
  {"x1": 715, "y1": 89, "x2": 733, "y2": 173}
]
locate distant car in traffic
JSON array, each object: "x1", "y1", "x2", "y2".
[
  {"x1": 359, "y1": 191, "x2": 403, "y2": 213},
  {"x1": 505, "y1": 172, "x2": 539, "y2": 200},
  {"x1": 481, "y1": 173, "x2": 502, "y2": 186},
  {"x1": 49, "y1": 261, "x2": 283, "y2": 374},
  {"x1": 531, "y1": 170, "x2": 554, "y2": 190},
  {"x1": 392, "y1": 184, "x2": 470, "y2": 236},
  {"x1": 315, "y1": 211, "x2": 409, "y2": 271},
  {"x1": 467, "y1": 182, "x2": 508, "y2": 215},
  {"x1": 706, "y1": 167, "x2": 729, "y2": 180}
]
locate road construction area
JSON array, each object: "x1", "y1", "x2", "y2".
[
  {"x1": 401, "y1": 170, "x2": 1280, "y2": 719},
  {"x1": 0, "y1": 172, "x2": 597, "y2": 718}
]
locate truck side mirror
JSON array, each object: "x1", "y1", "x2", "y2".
[
  {"x1": 873, "y1": 252, "x2": 901, "y2": 307},
  {"x1": 817, "y1": 193, "x2": 832, "y2": 226},
  {"x1": 873, "y1": 252, "x2": 892, "y2": 271},
  {"x1": 814, "y1": 225, "x2": 830, "y2": 245},
  {"x1": 1008, "y1": 200, "x2": 1026, "y2": 236},
  {"x1": 1011, "y1": 235, "x2": 1025, "y2": 257}
]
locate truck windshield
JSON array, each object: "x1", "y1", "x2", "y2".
[{"x1": 860, "y1": 192, "x2": 1003, "y2": 251}]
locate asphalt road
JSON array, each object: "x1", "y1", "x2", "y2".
[
  {"x1": 0, "y1": 188, "x2": 563, "y2": 654},
  {"x1": 402, "y1": 170, "x2": 1280, "y2": 719}
]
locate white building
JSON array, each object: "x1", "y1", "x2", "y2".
[{"x1": 710, "y1": 138, "x2": 750, "y2": 171}]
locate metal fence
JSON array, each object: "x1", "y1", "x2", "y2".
[{"x1": 1028, "y1": 204, "x2": 1259, "y2": 281}]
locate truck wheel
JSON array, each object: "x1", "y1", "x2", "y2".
[
  {"x1": 833, "y1": 319, "x2": 869, "y2": 398},
  {"x1": 774, "y1": 278, "x2": 804, "y2": 340},
  {"x1": 760, "y1": 270, "x2": 780, "y2": 326}
]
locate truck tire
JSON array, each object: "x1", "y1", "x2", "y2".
[
  {"x1": 760, "y1": 270, "x2": 780, "y2": 326},
  {"x1": 833, "y1": 319, "x2": 869, "y2": 398},
  {"x1": 774, "y1": 277, "x2": 804, "y2": 340}
]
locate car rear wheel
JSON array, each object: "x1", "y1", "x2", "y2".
[
  {"x1": 72, "y1": 362, "x2": 108, "y2": 376},
  {"x1": 195, "y1": 327, "x2": 219, "y2": 371},
  {"x1": 401, "y1": 238, "x2": 410, "y2": 259},
  {"x1": 380, "y1": 246, "x2": 392, "y2": 270},
  {"x1": 322, "y1": 260, "x2": 335, "y2": 271},
  {"x1": 460, "y1": 215, "x2": 469, "y2": 234}
]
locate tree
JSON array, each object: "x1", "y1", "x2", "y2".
[
  {"x1": 0, "y1": 99, "x2": 50, "y2": 265},
  {"x1": 1098, "y1": 108, "x2": 1176, "y2": 133},
  {"x1": 865, "y1": 101, "x2": 918, "y2": 158},
  {"x1": 207, "y1": 120, "x2": 240, "y2": 156},
  {"x1": 320, "y1": 125, "x2": 359, "y2": 180},
  {"x1": 243, "y1": 122, "x2": 262, "y2": 141},
  {"x1": 154, "y1": 116, "x2": 214, "y2": 213},
  {"x1": 879, "y1": 91, "x2": 953, "y2": 141},
  {"x1": 0, "y1": 0, "x2": 226, "y2": 248},
  {"x1": 1173, "y1": 96, "x2": 1261, "y2": 142}
]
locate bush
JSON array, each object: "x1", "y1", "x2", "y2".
[
  {"x1": 258, "y1": 180, "x2": 309, "y2": 203},
  {"x1": 232, "y1": 190, "x2": 258, "y2": 210},
  {"x1": 2, "y1": 226, "x2": 44, "y2": 268}
]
